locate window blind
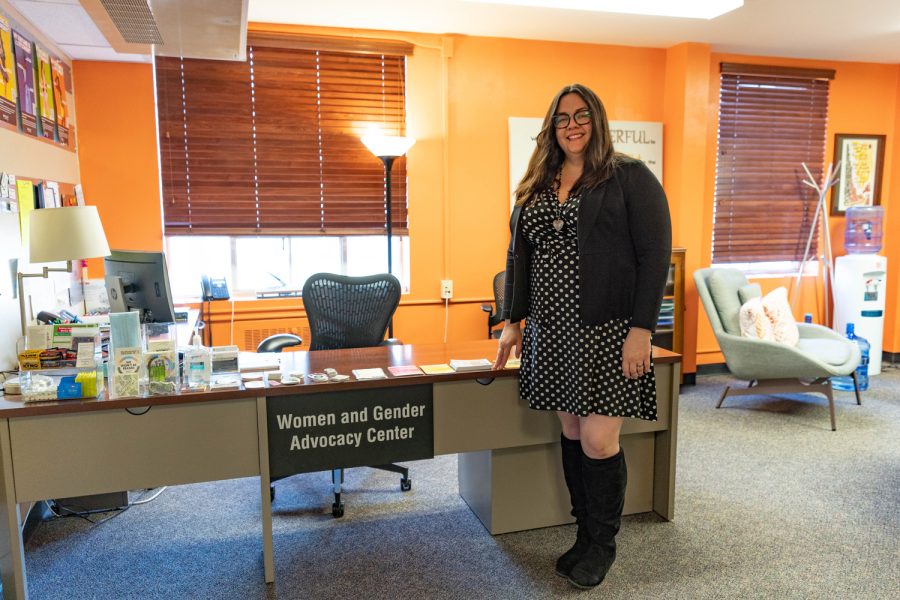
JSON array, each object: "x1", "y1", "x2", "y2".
[
  {"x1": 155, "y1": 40, "x2": 408, "y2": 236},
  {"x1": 712, "y1": 63, "x2": 834, "y2": 264}
]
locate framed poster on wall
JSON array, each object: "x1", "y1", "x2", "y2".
[
  {"x1": 830, "y1": 133, "x2": 885, "y2": 215},
  {"x1": 0, "y1": 14, "x2": 16, "y2": 127}
]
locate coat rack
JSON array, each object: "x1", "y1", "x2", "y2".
[{"x1": 792, "y1": 161, "x2": 841, "y2": 325}]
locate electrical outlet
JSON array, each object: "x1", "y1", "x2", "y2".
[{"x1": 440, "y1": 279, "x2": 453, "y2": 299}]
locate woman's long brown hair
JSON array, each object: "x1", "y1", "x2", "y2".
[{"x1": 514, "y1": 83, "x2": 619, "y2": 207}]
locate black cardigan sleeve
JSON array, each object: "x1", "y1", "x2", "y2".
[
  {"x1": 621, "y1": 160, "x2": 672, "y2": 331},
  {"x1": 501, "y1": 207, "x2": 518, "y2": 321}
]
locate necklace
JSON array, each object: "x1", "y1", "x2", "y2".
[{"x1": 552, "y1": 168, "x2": 565, "y2": 232}]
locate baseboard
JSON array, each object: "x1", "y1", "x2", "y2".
[
  {"x1": 681, "y1": 372, "x2": 696, "y2": 386},
  {"x1": 696, "y1": 363, "x2": 731, "y2": 376},
  {"x1": 882, "y1": 351, "x2": 899, "y2": 365}
]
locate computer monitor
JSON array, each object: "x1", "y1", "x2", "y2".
[{"x1": 104, "y1": 250, "x2": 177, "y2": 323}]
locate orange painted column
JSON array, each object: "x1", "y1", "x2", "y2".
[
  {"x1": 73, "y1": 61, "x2": 163, "y2": 277},
  {"x1": 662, "y1": 43, "x2": 712, "y2": 375},
  {"x1": 882, "y1": 66, "x2": 900, "y2": 354}
]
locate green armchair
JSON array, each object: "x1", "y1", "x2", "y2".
[{"x1": 694, "y1": 267, "x2": 861, "y2": 431}]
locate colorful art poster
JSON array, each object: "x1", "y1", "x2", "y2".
[
  {"x1": 35, "y1": 45, "x2": 55, "y2": 140},
  {"x1": 11, "y1": 29, "x2": 36, "y2": 136},
  {"x1": 50, "y1": 54, "x2": 68, "y2": 145},
  {"x1": 0, "y1": 14, "x2": 16, "y2": 127}
]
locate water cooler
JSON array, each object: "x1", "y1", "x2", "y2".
[{"x1": 832, "y1": 207, "x2": 886, "y2": 375}]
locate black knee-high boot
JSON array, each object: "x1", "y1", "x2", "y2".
[
  {"x1": 567, "y1": 448, "x2": 627, "y2": 589},
  {"x1": 555, "y1": 434, "x2": 590, "y2": 577}
]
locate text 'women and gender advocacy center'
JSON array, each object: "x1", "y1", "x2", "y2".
[{"x1": 266, "y1": 385, "x2": 434, "y2": 477}]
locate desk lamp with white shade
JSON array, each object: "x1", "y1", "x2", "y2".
[{"x1": 18, "y1": 206, "x2": 111, "y2": 335}]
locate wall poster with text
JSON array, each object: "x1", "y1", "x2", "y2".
[
  {"x1": 35, "y1": 45, "x2": 55, "y2": 140},
  {"x1": 50, "y1": 54, "x2": 68, "y2": 145},
  {"x1": 0, "y1": 14, "x2": 16, "y2": 127},
  {"x1": 11, "y1": 29, "x2": 35, "y2": 136}
]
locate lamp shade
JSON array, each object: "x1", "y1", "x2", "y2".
[
  {"x1": 29, "y1": 206, "x2": 111, "y2": 263},
  {"x1": 361, "y1": 135, "x2": 416, "y2": 158}
]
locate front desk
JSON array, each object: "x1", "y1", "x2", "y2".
[{"x1": 0, "y1": 340, "x2": 680, "y2": 600}]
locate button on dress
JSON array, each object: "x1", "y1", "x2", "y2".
[{"x1": 519, "y1": 188, "x2": 657, "y2": 420}]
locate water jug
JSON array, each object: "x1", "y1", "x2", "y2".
[
  {"x1": 831, "y1": 323, "x2": 869, "y2": 391},
  {"x1": 844, "y1": 206, "x2": 884, "y2": 254}
]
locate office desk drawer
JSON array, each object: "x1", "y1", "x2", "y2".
[{"x1": 9, "y1": 398, "x2": 260, "y2": 502}]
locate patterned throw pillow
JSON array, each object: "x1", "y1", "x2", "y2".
[
  {"x1": 761, "y1": 287, "x2": 800, "y2": 346},
  {"x1": 739, "y1": 297, "x2": 774, "y2": 341}
]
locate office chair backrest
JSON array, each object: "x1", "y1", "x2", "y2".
[
  {"x1": 492, "y1": 271, "x2": 506, "y2": 311},
  {"x1": 302, "y1": 273, "x2": 401, "y2": 350}
]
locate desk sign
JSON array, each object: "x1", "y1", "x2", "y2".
[{"x1": 266, "y1": 385, "x2": 433, "y2": 478}]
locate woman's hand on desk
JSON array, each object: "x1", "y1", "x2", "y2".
[{"x1": 493, "y1": 321, "x2": 522, "y2": 370}]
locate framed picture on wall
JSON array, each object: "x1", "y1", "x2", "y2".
[{"x1": 830, "y1": 133, "x2": 886, "y2": 215}]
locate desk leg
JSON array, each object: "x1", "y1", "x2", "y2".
[
  {"x1": 652, "y1": 361, "x2": 681, "y2": 521},
  {"x1": 256, "y1": 398, "x2": 274, "y2": 584},
  {"x1": 0, "y1": 420, "x2": 27, "y2": 599}
]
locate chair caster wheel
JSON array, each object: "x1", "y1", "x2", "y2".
[
  {"x1": 332, "y1": 502, "x2": 344, "y2": 518},
  {"x1": 400, "y1": 478, "x2": 412, "y2": 492}
]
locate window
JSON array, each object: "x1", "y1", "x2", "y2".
[
  {"x1": 165, "y1": 235, "x2": 410, "y2": 300},
  {"x1": 712, "y1": 63, "x2": 834, "y2": 271},
  {"x1": 154, "y1": 34, "x2": 413, "y2": 296}
]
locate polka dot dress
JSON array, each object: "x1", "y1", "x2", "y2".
[{"x1": 519, "y1": 188, "x2": 657, "y2": 421}]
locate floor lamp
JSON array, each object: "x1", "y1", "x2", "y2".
[
  {"x1": 361, "y1": 134, "x2": 415, "y2": 338},
  {"x1": 18, "y1": 206, "x2": 111, "y2": 335}
]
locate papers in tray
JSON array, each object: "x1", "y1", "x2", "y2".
[
  {"x1": 352, "y1": 368, "x2": 388, "y2": 380},
  {"x1": 420, "y1": 363, "x2": 454, "y2": 375},
  {"x1": 449, "y1": 358, "x2": 493, "y2": 372},
  {"x1": 387, "y1": 365, "x2": 424, "y2": 377}
]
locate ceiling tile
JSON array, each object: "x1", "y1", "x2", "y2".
[{"x1": 10, "y1": 0, "x2": 111, "y2": 46}]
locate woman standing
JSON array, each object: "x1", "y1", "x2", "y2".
[{"x1": 493, "y1": 83, "x2": 671, "y2": 589}]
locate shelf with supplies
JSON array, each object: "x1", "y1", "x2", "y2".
[{"x1": 654, "y1": 248, "x2": 685, "y2": 359}]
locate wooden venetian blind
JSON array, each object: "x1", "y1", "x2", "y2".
[
  {"x1": 712, "y1": 63, "x2": 834, "y2": 264},
  {"x1": 156, "y1": 39, "x2": 408, "y2": 236}
]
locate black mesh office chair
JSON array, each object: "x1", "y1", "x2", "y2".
[
  {"x1": 280, "y1": 272, "x2": 409, "y2": 517},
  {"x1": 480, "y1": 271, "x2": 506, "y2": 339}
]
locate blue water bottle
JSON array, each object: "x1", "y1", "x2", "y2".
[{"x1": 832, "y1": 323, "x2": 869, "y2": 391}]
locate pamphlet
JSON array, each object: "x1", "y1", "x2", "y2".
[
  {"x1": 387, "y1": 365, "x2": 423, "y2": 377},
  {"x1": 239, "y1": 351, "x2": 281, "y2": 372},
  {"x1": 449, "y1": 358, "x2": 493, "y2": 372},
  {"x1": 352, "y1": 368, "x2": 388, "y2": 380},
  {"x1": 419, "y1": 363, "x2": 454, "y2": 375}
]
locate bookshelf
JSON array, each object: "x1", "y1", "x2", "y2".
[{"x1": 654, "y1": 248, "x2": 685, "y2": 357}]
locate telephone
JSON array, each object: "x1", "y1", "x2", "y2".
[{"x1": 201, "y1": 275, "x2": 230, "y2": 301}]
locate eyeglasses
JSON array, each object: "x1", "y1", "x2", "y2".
[{"x1": 552, "y1": 109, "x2": 591, "y2": 129}]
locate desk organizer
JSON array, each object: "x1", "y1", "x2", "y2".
[{"x1": 17, "y1": 363, "x2": 105, "y2": 403}]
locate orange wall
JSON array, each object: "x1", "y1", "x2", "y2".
[
  {"x1": 72, "y1": 26, "x2": 900, "y2": 370},
  {"x1": 72, "y1": 61, "x2": 163, "y2": 276}
]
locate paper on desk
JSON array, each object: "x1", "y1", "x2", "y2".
[
  {"x1": 239, "y1": 352, "x2": 281, "y2": 372},
  {"x1": 387, "y1": 365, "x2": 423, "y2": 377},
  {"x1": 420, "y1": 363, "x2": 454, "y2": 375},
  {"x1": 352, "y1": 368, "x2": 387, "y2": 380}
]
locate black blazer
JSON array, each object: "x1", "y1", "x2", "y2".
[{"x1": 502, "y1": 157, "x2": 672, "y2": 332}]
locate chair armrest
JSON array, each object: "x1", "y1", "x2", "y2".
[
  {"x1": 796, "y1": 323, "x2": 846, "y2": 341},
  {"x1": 380, "y1": 338, "x2": 403, "y2": 346},
  {"x1": 481, "y1": 303, "x2": 494, "y2": 313}
]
